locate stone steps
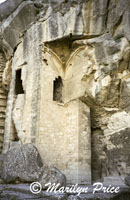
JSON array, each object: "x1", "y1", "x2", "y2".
[
  {"x1": 0, "y1": 114, "x2": 5, "y2": 118},
  {"x1": 0, "y1": 108, "x2": 6, "y2": 113},
  {"x1": 0, "y1": 129, "x2": 4, "y2": 134},
  {"x1": 0, "y1": 102, "x2": 7, "y2": 107},
  {"x1": 0, "y1": 52, "x2": 7, "y2": 153},
  {"x1": 0, "y1": 120, "x2": 5, "y2": 127},
  {"x1": 0, "y1": 95, "x2": 6, "y2": 100}
]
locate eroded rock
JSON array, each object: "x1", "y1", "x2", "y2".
[
  {"x1": 1, "y1": 143, "x2": 66, "y2": 188},
  {"x1": 40, "y1": 166, "x2": 66, "y2": 189},
  {"x1": 1, "y1": 143, "x2": 44, "y2": 183}
]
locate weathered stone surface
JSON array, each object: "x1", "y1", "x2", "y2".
[
  {"x1": 2, "y1": 58, "x2": 11, "y2": 91},
  {"x1": 1, "y1": 143, "x2": 44, "y2": 183},
  {"x1": 2, "y1": 1, "x2": 39, "y2": 50},
  {"x1": 119, "y1": 77, "x2": 130, "y2": 112},
  {"x1": 1, "y1": 143, "x2": 66, "y2": 188},
  {"x1": 103, "y1": 176, "x2": 125, "y2": 186},
  {"x1": 0, "y1": 154, "x2": 4, "y2": 179},
  {"x1": 0, "y1": 0, "x2": 24, "y2": 21},
  {"x1": 0, "y1": 0, "x2": 129, "y2": 53},
  {"x1": 125, "y1": 176, "x2": 130, "y2": 187},
  {"x1": 40, "y1": 166, "x2": 66, "y2": 189},
  {"x1": 12, "y1": 94, "x2": 25, "y2": 142}
]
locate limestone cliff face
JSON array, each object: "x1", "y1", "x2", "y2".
[{"x1": 0, "y1": 0, "x2": 130, "y2": 184}]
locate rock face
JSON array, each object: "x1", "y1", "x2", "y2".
[{"x1": 0, "y1": 0, "x2": 130, "y2": 187}]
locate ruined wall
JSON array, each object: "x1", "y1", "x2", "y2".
[
  {"x1": 37, "y1": 45, "x2": 91, "y2": 184},
  {"x1": 0, "y1": 0, "x2": 130, "y2": 185}
]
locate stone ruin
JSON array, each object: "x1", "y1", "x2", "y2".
[{"x1": 0, "y1": 0, "x2": 130, "y2": 199}]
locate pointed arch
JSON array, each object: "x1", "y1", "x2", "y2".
[
  {"x1": 66, "y1": 46, "x2": 85, "y2": 69},
  {"x1": 42, "y1": 46, "x2": 65, "y2": 78},
  {"x1": 65, "y1": 46, "x2": 86, "y2": 80}
]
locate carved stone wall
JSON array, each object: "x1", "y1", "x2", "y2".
[{"x1": 36, "y1": 45, "x2": 92, "y2": 184}]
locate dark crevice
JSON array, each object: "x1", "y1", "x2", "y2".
[
  {"x1": 105, "y1": 0, "x2": 111, "y2": 29},
  {"x1": 118, "y1": 79, "x2": 121, "y2": 108},
  {"x1": 113, "y1": 14, "x2": 123, "y2": 36}
]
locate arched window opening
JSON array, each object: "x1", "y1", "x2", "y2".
[
  {"x1": 53, "y1": 76, "x2": 63, "y2": 103},
  {"x1": 15, "y1": 69, "x2": 24, "y2": 95}
]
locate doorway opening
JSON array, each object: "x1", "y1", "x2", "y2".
[{"x1": 15, "y1": 69, "x2": 24, "y2": 95}]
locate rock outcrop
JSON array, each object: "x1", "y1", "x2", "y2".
[
  {"x1": 1, "y1": 143, "x2": 66, "y2": 187},
  {"x1": 1, "y1": 143, "x2": 44, "y2": 183}
]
